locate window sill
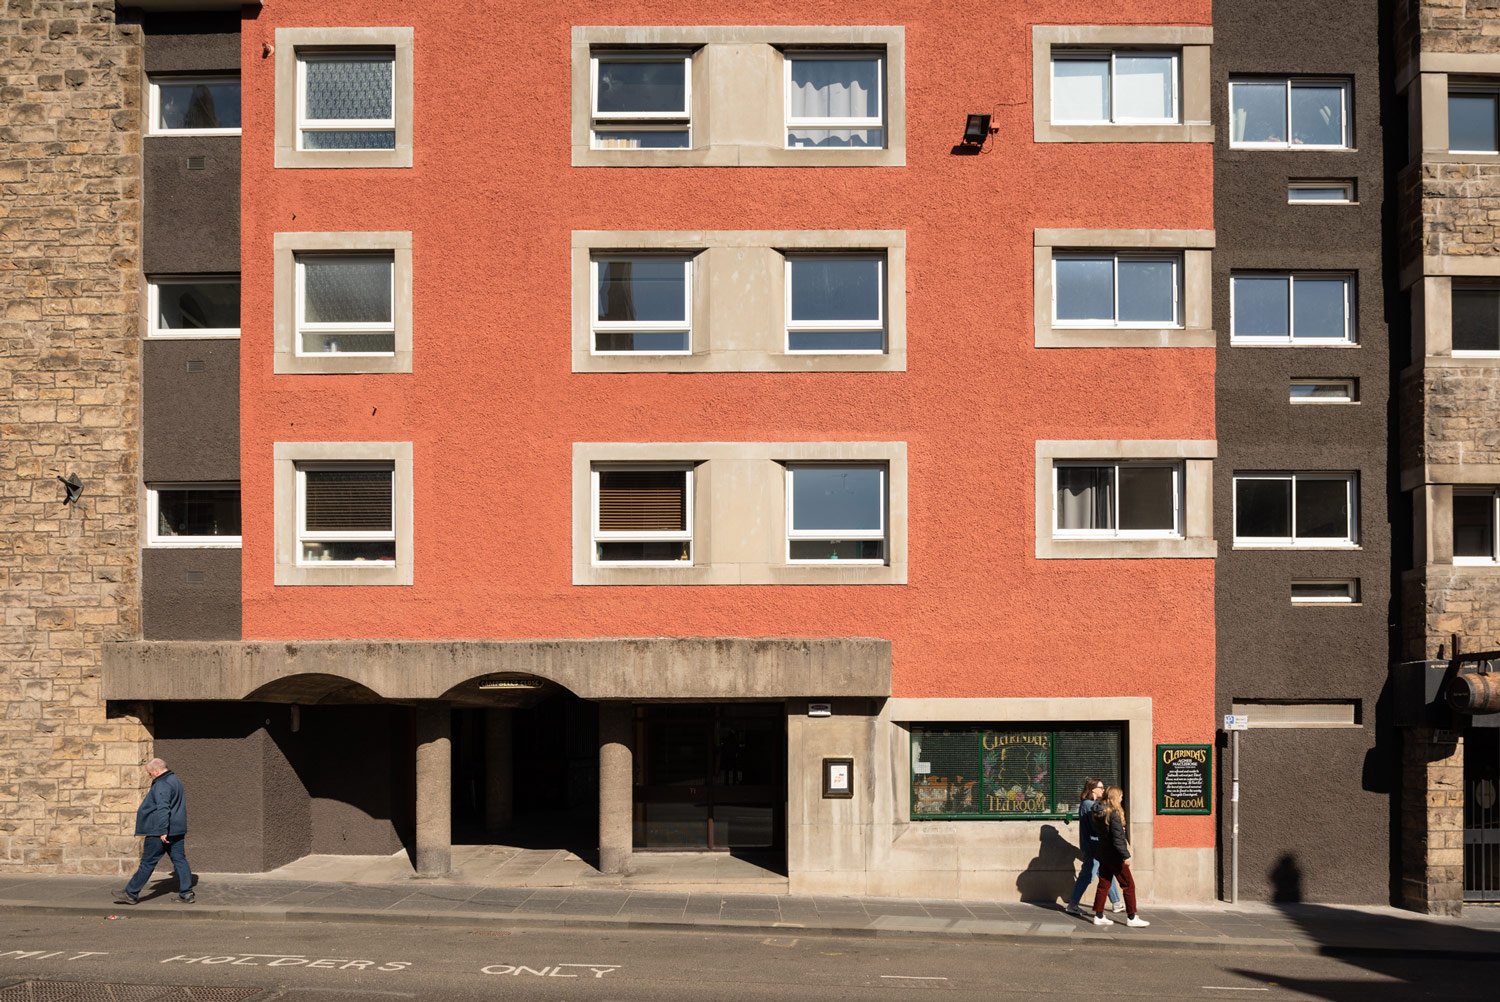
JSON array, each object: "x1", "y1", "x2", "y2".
[
  {"x1": 146, "y1": 539, "x2": 242, "y2": 549},
  {"x1": 571, "y1": 144, "x2": 904, "y2": 168},
  {"x1": 1036, "y1": 537, "x2": 1217, "y2": 560},
  {"x1": 1230, "y1": 339, "x2": 1359, "y2": 348},
  {"x1": 1232, "y1": 542, "x2": 1360, "y2": 550},
  {"x1": 1037, "y1": 326, "x2": 1213, "y2": 349},
  {"x1": 1036, "y1": 121, "x2": 1213, "y2": 144}
]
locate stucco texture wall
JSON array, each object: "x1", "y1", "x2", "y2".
[{"x1": 237, "y1": 1, "x2": 1216, "y2": 853}]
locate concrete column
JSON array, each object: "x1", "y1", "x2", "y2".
[
  {"x1": 484, "y1": 708, "x2": 513, "y2": 836},
  {"x1": 1400, "y1": 728, "x2": 1464, "y2": 915},
  {"x1": 598, "y1": 702, "x2": 634, "y2": 874},
  {"x1": 414, "y1": 704, "x2": 452, "y2": 878}
]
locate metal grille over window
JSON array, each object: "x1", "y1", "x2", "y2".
[{"x1": 911, "y1": 724, "x2": 1123, "y2": 820}]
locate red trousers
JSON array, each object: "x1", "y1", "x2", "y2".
[{"x1": 1093, "y1": 860, "x2": 1137, "y2": 915}]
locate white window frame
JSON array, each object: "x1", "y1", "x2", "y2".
[
  {"x1": 1451, "y1": 282, "x2": 1500, "y2": 357},
  {"x1": 784, "y1": 252, "x2": 886, "y2": 355},
  {"x1": 1287, "y1": 181, "x2": 1355, "y2": 204},
  {"x1": 1288, "y1": 378, "x2": 1357, "y2": 404},
  {"x1": 1229, "y1": 272, "x2": 1356, "y2": 345},
  {"x1": 1452, "y1": 488, "x2": 1500, "y2": 566},
  {"x1": 147, "y1": 74, "x2": 241, "y2": 136},
  {"x1": 589, "y1": 50, "x2": 692, "y2": 149},
  {"x1": 784, "y1": 50, "x2": 886, "y2": 149},
  {"x1": 295, "y1": 49, "x2": 397, "y2": 152},
  {"x1": 1290, "y1": 579, "x2": 1360, "y2": 605},
  {"x1": 590, "y1": 463, "x2": 694, "y2": 567},
  {"x1": 295, "y1": 461, "x2": 396, "y2": 567},
  {"x1": 146, "y1": 275, "x2": 241, "y2": 339},
  {"x1": 293, "y1": 252, "x2": 396, "y2": 357},
  {"x1": 1228, "y1": 78, "x2": 1351, "y2": 150},
  {"x1": 785, "y1": 463, "x2": 888, "y2": 565},
  {"x1": 1447, "y1": 84, "x2": 1500, "y2": 155},
  {"x1": 1052, "y1": 252, "x2": 1182, "y2": 329},
  {"x1": 1049, "y1": 49, "x2": 1180, "y2": 125},
  {"x1": 146, "y1": 483, "x2": 242, "y2": 548},
  {"x1": 589, "y1": 253, "x2": 693, "y2": 356},
  {"x1": 1232, "y1": 472, "x2": 1358, "y2": 549},
  {"x1": 1051, "y1": 461, "x2": 1183, "y2": 540}
]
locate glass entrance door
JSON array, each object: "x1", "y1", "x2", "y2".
[{"x1": 634, "y1": 703, "x2": 785, "y2": 851}]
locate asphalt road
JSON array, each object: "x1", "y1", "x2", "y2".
[{"x1": 0, "y1": 911, "x2": 1486, "y2": 1001}]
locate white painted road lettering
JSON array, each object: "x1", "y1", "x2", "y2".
[
  {"x1": 480, "y1": 963, "x2": 621, "y2": 978},
  {"x1": 0, "y1": 950, "x2": 107, "y2": 962},
  {"x1": 162, "y1": 953, "x2": 410, "y2": 971}
]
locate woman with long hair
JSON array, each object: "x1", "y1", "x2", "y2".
[
  {"x1": 1065, "y1": 777, "x2": 1122, "y2": 915},
  {"x1": 1090, "y1": 785, "x2": 1149, "y2": 927}
]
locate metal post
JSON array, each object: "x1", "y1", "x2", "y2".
[{"x1": 1230, "y1": 728, "x2": 1240, "y2": 905}]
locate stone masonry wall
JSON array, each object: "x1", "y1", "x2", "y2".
[
  {"x1": 1419, "y1": 0, "x2": 1500, "y2": 52},
  {"x1": 1417, "y1": 365, "x2": 1500, "y2": 470},
  {"x1": 0, "y1": 0, "x2": 149, "y2": 874},
  {"x1": 1420, "y1": 163, "x2": 1500, "y2": 261},
  {"x1": 1401, "y1": 729, "x2": 1464, "y2": 916}
]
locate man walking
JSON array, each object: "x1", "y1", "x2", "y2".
[{"x1": 114, "y1": 758, "x2": 194, "y2": 904}]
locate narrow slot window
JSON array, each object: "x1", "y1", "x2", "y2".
[
  {"x1": 1290, "y1": 579, "x2": 1359, "y2": 604},
  {"x1": 1289, "y1": 378, "x2": 1356, "y2": 404},
  {"x1": 1288, "y1": 181, "x2": 1354, "y2": 204}
]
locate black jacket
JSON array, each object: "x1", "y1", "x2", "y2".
[{"x1": 1091, "y1": 811, "x2": 1130, "y2": 865}]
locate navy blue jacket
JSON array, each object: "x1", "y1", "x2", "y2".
[
  {"x1": 1076, "y1": 799, "x2": 1104, "y2": 860},
  {"x1": 134, "y1": 771, "x2": 188, "y2": 836}
]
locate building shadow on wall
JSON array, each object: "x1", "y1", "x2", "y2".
[{"x1": 1015, "y1": 823, "x2": 1080, "y2": 902}]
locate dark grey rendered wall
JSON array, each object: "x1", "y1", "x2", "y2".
[
  {"x1": 154, "y1": 704, "x2": 413, "y2": 873},
  {"x1": 140, "y1": 13, "x2": 241, "y2": 641},
  {"x1": 1212, "y1": 0, "x2": 1398, "y2": 904}
]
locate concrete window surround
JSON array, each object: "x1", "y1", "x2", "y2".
[
  {"x1": 1408, "y1": 53, "x2": 1500, "y2": 165},
  {"x1": 1034, "y1": 440, "x2": 1217, "y2": 560},
  {"x1": 273, "y1": 441, "x2": 413, "y2": 586},
  {"x1": 1033, "y1": 229, "x2": 1215, "y2": 348},
  {"x1": 572, "y1": 230, "x2": 906, "y2": 372},
  {"x1": 571, "y1": 26, "x2": 905, "y2": 168},
  {"x1": 273, "y1": 231, "x2": 413, "y2": 374},
  {"x1": 1411, "y1": 273, "x2": 1500, "y2": 367},
  {"x1": 1413, "y1": 484, "x2": 1500, "y2": 567},
  {"x1": 1032, "y1": 25, "x2": 1213, "y2": 144},
  {"x1": 274, "y1": 27, "x2": 414, "y2": 169},
  {"x1": 572, "y1": 442, "x2": 907, "y2": 585}
]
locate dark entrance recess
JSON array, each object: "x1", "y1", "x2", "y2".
[
  {"x1": 1465, "y1": 728, "x2": 1500, "y2": 902},
  {"x1": 633, "y1": 703, "x2": 786, "y2": 855}
]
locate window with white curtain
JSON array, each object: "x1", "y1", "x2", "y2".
[
  {"x1": 1053, "y1": 462, "x2": 1182, "y2": 539},
  {"x1": 1051, "y1": 51, "x2": 1178, "y2": 124},
  {"x1": 785, "y1": 51, "x2": 885, "y2": 149},
  {"x1": 297, "y1": 49, "x2": 396, "y2": 151}
]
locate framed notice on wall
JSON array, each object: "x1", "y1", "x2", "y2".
[
  {"x1": 1155, "y1": 744, "x2": 1212, "y2": 815},
  {"x1": 823, "y1": 758, "x2": 854, "y2": 799}
]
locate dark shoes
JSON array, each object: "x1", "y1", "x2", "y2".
[
  {"x1": 175, "y1": 891, "x2": 196, "y2": 903},
  {"x1": 112, "y1": 889, "x2": 138, "y2": 905}
]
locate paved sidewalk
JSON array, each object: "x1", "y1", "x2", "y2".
[{"x1": 3, "y1": 870, "x2": 1498, "y2": 960}]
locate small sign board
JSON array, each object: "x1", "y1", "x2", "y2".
[
  {"x1": 1156, "y1": 743, "x2": 1212, "y2": 815},
  {"x1": 823, "y1": 757, "x2": 853, "y2": 798},
  {"x1": 1223, "y1": 714, "x2": 1248, "y2": 731},
  {"x1": 808, "y1": 703, "x2": 832, "y2": 717}
]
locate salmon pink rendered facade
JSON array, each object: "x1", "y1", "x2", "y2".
[{"x1": 97, "y1": 0, "x2": 1219, "y2": 901}]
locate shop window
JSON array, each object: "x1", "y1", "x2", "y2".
[
  {"x1": 910, "y1": 724, "x2": 1124, "y2": 820},
  {"x1": 148, "y1": 75, "x2": 241, "y2": 135},
  {"x1": 786, "y1": 463, "x2": 887, "y2": 563},
  {"x1": 1230, "y1": 273, "x2": 1355, "y2": 345},
  {"x1": 1229, "y1": 77, "x2": 1350, "y2": 149},
  {"x1": 1233, "y1": 472, "x2": 1358, "y2": 548},
  {"x1": 146, "y1": 484, "x2": 241, "y2": 547},
  {"x1": 591, "y1": 464, "x2": 694, "y2": 564}
]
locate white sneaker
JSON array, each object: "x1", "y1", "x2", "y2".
[
  {"x1": 1125, "y1": 916, "x2": 1150, "y2": 928},
  {"x1": 1091, "y1": 914, "x2": 1112, "y2": 926},
  {"x1": 1110, "y1": 901, "x2": 1126, "y2": 913},
  {"x1": 1064, "y1": 903, "x2": 1082, "y2": 916}
]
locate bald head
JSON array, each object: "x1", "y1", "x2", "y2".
[{"x1": 146, "y1": 758, "x2": 168, "y2": 777}]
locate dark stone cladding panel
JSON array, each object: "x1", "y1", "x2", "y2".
[
  {"x1": 153, "y1": 702, "x2": 410, "y2": 872},
  {"x1": 1211, "y1": 0, "x2": 1395, "y2": 904},
  {"x1": 143, "y1": 135, "x2": 240, "y2": 274},
  {"x1": 142, "y1": 547, "x2": 242, "y2": 641},
  {"x1": 143, "y1": 12, "x2": 241, "y2": 74},
  {"x1": 142, "y1": 339, "x2": 239, "y2": 483}
]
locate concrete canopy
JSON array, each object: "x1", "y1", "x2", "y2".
[{"x1": 103, "y1": 638, "x2": 893, "y2": 703}]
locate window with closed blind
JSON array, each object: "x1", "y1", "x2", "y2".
[
  {"x1": 910, "y1": 724, "x2": 1125, "y2": 820},
  {"x1": 297, "y1": 463, "x2": 396, "y2": 564},
  {"x1": 592, "y1": 465, "x2": 693, "y2": 564}
]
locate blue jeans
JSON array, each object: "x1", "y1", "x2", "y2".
[
  {"x1": 1068, "y1": 854, "x2": 1121, "y2": 908},
  {"x1": 124, "y1": 835, "x2": 192, "y2": 897}
]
